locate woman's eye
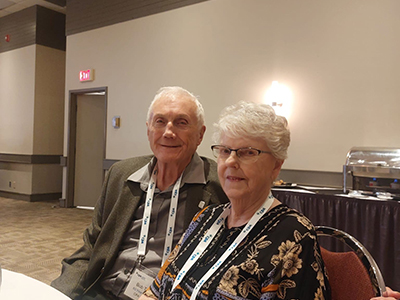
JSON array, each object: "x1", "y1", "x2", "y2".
[
  {"x1": 243, "y1": 149, "x2": 258, "y2": 156},
  {"x1": 221, "y1": 148, "x2": 231, "y2": 155}
]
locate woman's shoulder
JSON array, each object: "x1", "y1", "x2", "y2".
[
  {"x1": 183, "y1": 203, "x2": 228, "y2": 240},
  {"x1": 265, "y1": 204, "x2": 317, "y2": 236},
  {"x1": 198, "y1": 202, "x2": 228, "y2": 216},
  {"x1": 191, "y1": 203, "x2": 228, "y2": 224}
]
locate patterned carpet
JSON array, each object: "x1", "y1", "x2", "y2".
[{"x1": 0, "y1": 197, "x2": 93, "y2": 285}]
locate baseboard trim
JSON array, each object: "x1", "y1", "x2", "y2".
[
  {"x1": 0, "y1": 153, "x2": 61, "y2": 164},
  {"x1": 0, "y1": 191, "x2": 61, "y2": 202}
]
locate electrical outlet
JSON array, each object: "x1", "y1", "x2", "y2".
[{"x1": 12, "y1": 181, "x2": 16, "y2": 189}]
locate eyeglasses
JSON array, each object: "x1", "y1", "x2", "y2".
[{"x1": 211, "y1": 145, "x2": 272, "y2": 163}]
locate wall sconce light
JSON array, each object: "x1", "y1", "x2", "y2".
[{"x1": 263, "y1": 81, "x2": 293, "y2": 119}]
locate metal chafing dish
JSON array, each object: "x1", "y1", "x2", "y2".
[{"x1": 343, "y1": 147, "x2": 400, "y2": 195}]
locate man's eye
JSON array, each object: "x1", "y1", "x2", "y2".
[
  {"x1": 154, "y1": 119, "x2": 165, "y2": 125},
  {"x1": 176, "y1": 120, "x2": 189, "y2": 126}
]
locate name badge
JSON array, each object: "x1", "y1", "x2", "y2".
[{"x1": 123, "y1": 265, "x2": 157, "y2": 300}]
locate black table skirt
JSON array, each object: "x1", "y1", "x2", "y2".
[{"x1": 272, "y1": 190, "x2": 400, "y2": 291}]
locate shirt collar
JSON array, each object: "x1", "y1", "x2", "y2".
[{"x1": 127, "y1": 152, "x2": 206, "y2": 191}]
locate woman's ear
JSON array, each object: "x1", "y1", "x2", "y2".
[{"x1": 271, "y1": 159, "x2": 284, "y2": 182}]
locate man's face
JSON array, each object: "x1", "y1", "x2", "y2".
[{"x1": 147, "y1": 96, "x2": 205, "y2": 167}]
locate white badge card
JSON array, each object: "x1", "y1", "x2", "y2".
[{"x1": 123, "y1": 265, "x2": 157, "y2": 300}]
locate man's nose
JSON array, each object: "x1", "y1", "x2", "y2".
[{"x1": 163, "y1": 122, "x2": 176, "y2": 138}]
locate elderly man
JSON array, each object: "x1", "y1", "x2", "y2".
[{"x1": 51, "y1": 87, "x2": 228, "y2": 300}]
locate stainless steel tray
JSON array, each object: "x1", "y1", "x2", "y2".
[{"x1": 343, "y1": 147, "x2": 400, "y2": 192}]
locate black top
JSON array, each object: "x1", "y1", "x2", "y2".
[{"x1": 148, "y1": 203, "x2": 331, "y2": 300}]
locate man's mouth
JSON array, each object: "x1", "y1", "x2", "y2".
[{"x1": 161, "y1": 144, "x2": 180, "y2": 148}]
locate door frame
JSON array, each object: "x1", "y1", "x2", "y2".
[{"x1": 65, "y1": 87, "x2": 108, "y2": 207}]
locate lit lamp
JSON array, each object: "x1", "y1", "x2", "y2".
[{"x1": 263, "y1": 81, "x2": 293, "y2": 119}]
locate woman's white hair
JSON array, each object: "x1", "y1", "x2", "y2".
[
  {"x1": 213, "y1": 101, "x2": 290, "y2": 160},
  {"x1": 147, "y1": 86, "x2": 205, "y2": 128}
]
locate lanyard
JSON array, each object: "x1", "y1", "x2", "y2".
[
  {"x1": 171, "y1": 193, "x2": 275, "y2": 299},
  {"x1": 137, "y1": 168, "x2": 183, "y2": 266}
]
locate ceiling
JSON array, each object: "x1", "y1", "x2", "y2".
[{"x1": 0, "y1": 0, "x2": 65, "y2": 18}]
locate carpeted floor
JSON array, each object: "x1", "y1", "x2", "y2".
[{"x1": 0, "y1": 197, "x2": 93, "y2": 285}]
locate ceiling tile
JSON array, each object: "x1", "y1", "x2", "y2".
[
  {"x1": 0, "y1": 0, "x2": 66, "y2": 17},
  {"x1": 0, "y1": 0, "x2": 15, "y2": 10},
  {"x1": 44, "y1": 0, "x2": 65, "y2": 8}
]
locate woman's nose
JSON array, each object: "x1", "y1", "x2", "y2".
[{"x1": 224, "y1": 151, "x2": 240, "y2": 167}]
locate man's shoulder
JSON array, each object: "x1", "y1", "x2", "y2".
[
  {"x1": 108, "y1": 155, "x2": 153, "y2": 176},
  {"x1": 198, "y1": 156, "x2": 218, "y2": 180},
  {"x1": 199, "y1": 155, "x2": 217, "y2": 166},
  {"x1": 118, "y1": 155, "x2": 153, "y2": 165}
]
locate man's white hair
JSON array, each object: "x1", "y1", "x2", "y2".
[{"x1": 147, "y1": 86, "x2": 205, "y2": 129}]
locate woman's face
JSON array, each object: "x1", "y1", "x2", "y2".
[{"x1": 217, "y1": 134, "x2": 284, "y2": 205}]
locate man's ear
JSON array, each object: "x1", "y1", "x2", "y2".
[
  {"x1": 197, "y1": 125, "x2": 206, "y2": 145},
  {"x1": 146, "y1": 121, "x2": 150, "y2": 139}
]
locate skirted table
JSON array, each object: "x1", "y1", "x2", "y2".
[{"x1": 272, "y1": 189, "x2": 400, "y2": 291}]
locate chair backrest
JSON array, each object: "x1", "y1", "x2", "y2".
[{"x1": 315, "y1": 226, "x2": 386, "y2": 300}]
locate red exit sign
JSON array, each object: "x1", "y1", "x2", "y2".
[{"x1": 79, "y1": 69, "x2": 94, "y2": 82}]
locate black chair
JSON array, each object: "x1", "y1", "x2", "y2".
[{"x1": 315, "y1": 226, "x2": 386, "y2": 300}]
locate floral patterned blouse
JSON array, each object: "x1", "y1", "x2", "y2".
[{"x1": 145, "y1": 203, "x2": 331, "y2": 300}]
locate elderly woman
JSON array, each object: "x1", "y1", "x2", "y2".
[{"x1": 139, "y1": 101, "x2": 330, "y2": 300}]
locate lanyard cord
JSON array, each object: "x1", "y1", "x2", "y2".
[
  {"x1": 137, "y1": 168, "x2": 183, "y2": 266},
  {"x1": 171, "y1": 193, "x2": 275, "y2": 299}
]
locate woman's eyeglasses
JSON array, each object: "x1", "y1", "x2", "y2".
[{"x1": 211, "y1": 145, "x2": 272, "y2": 163}]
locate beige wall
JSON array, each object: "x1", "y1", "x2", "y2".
[
  {"x1": 0, "y1": 45, "x2": 36, "y2": 195},
  {"x1": 0, "y1": 162, "x2": 33, "y2": 194},
  {"x1": 33, "y1": 45, "x2": 65, "y2": 154},
  {"x1": 0, "y1": 45, "x2": 65, "y2": 196},
  {"x1": 32, "y1": 164, "x2": 62, "y2": 194},
  {"x1": 0, "y1": 45, "x2": 65, "y2": 155},
  {"x1": 0, "y1": 163, "x2": 62, "y2": 195},
  {"x1": 0, "y1": 45, "x2": 36, "y2": 154},
  {"x1": 64, "y1": 0, "x2": 400, "y2": 175}
]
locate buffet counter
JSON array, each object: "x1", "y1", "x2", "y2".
[{"x1": 272, "y1": 188, "x2": 400, "y2": 290}]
